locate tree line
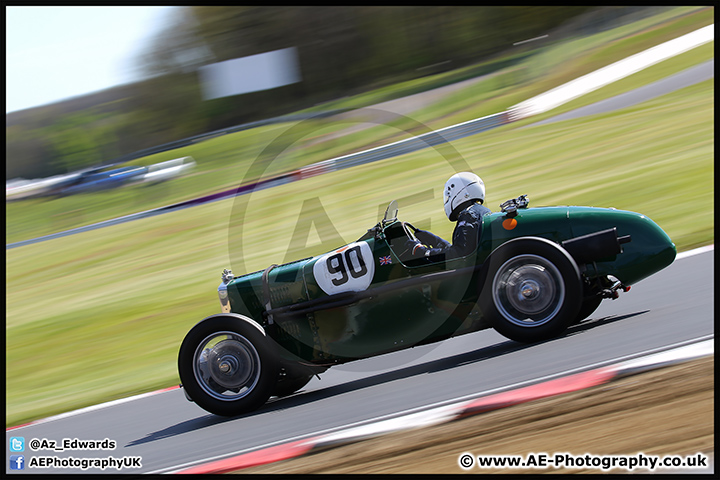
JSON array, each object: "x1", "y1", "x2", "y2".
[{"x1": 7, "y1": 6, "x2": 592, "y2": 180}]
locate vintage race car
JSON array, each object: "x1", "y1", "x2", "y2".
[{"x1": 178, "y1": 195, "x2": 676, "y2": 416}]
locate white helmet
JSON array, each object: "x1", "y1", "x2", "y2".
[{"x1": 443, "y1": 172, "x2": 485, "y2": 221}]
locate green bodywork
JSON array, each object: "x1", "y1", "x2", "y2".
[{"x1": 224, "y1": 205, "x2": 675, "y2": 366}]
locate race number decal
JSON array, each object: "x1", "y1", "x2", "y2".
[{"x1": 313, "y1": 242, "x2": 375, "y2": 295}]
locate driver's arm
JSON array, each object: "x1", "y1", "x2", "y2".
[
  {"x1": 407, "y1": 210, "x2": 480, "y2": 259},
  {"x1": 415, "y1": 229, "x2": 451, "y2": 249},
  {"x1": 405, "y1": 229, "x2": 451, "y2": 258}
]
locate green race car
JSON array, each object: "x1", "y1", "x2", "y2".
[{"x1": 178, "y1": 195, "x2": 676, "y2": 416}]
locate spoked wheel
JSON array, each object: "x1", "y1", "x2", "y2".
[
  {"x1": 480, "y1": 238, "x2": 582, "y2": 343},
  {"x1": 178, "y1": 316, "x2": 278, "y2": 416}
]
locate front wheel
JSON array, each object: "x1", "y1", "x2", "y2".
[
  {"x1": 573, "y1": 296, "x2": 603, "y2": 324},
  {"x1": 178, "y1": 316, "x2": 278, "y2": 416},
  {"x1": 480, "y1": 238, "x2": 582, "y2": 343}
]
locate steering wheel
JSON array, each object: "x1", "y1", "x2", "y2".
[{"x1": 401, "y1": 222, "x2": 418, "y2": 242}]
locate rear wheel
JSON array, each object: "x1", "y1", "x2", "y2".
[
  {"x1": 178, "y1": 316, "x2": 278, "y2": 416},
  {"x1": 480, "y1": 238, "x2": 582, "y2": 343}
]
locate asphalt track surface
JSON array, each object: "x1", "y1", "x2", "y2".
[
  {"x1": 5, "y1": 249, "x2": 713, "y2": 474},
  {"x1": 6, "y1": 58, "x2": 714, "y2": 250}
]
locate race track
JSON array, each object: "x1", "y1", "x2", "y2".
[
  {"x1": 6, "y1": 248, "x2": 713, "y2": 474},
  {"x1": 530, "y1": 59, "x2": 714, "y2": 126}
]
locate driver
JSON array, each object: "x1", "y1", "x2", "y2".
[{"x1": 406, "y1": 172, "x2": 492, "y2": 260}]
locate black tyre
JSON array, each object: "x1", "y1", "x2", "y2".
[
  {"x1": 178, "y1": 316, "x2": 278, "y2": 416},
  {"x1": 573, "y1": 296, "x2": 603, "y2": 324},
  {"x1": 272, "y1": 374, "x2": 313, "y2": 398},
  {"x1": 480, "y1": 237, "x2": 582, "y2": 343}
]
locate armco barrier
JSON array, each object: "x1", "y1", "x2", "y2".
[{"x1": 325, "y1": 111, "x2": 509, "y2": 171}]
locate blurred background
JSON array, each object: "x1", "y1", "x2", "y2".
[{"x1": 9, "y1": 6, "x2": 671, "y2": 181}]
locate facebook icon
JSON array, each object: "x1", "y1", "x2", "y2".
[{"x1": 10, "y1": 455, "x2": 25, "y2": 470}]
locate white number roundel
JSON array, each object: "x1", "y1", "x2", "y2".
[{"x1": 313, "y1": 242, "x2": 375, "y2": 295}]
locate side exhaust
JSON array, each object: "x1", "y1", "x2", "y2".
[{"x1": 562, "y1": 227, "x2": 631, "y2": 265}]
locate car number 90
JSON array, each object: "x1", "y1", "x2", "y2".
[{"x1": 313, "y1": 242, "x2": 375, "y2": 295}]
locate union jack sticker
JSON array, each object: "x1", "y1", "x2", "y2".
[{"x1": 379, "y1": 255, "x2": 392, "y2": 265}]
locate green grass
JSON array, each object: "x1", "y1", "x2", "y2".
[{"x1": 5, "y1": 8, "x2": 715, "y2": 426}]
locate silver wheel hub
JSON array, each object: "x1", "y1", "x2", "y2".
[
  {"x1": 520, "y1": 279, "x2": 540, "y2": 299},
  {"x1": 218, "y1": 361, "x2": 230, "y2": 373},
  {"x1": 194, "y1": 332, "x2": 261, "y2": 401},
  {"x1": 493, "y1": 254, "x2": 565, "y2": 327}
]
